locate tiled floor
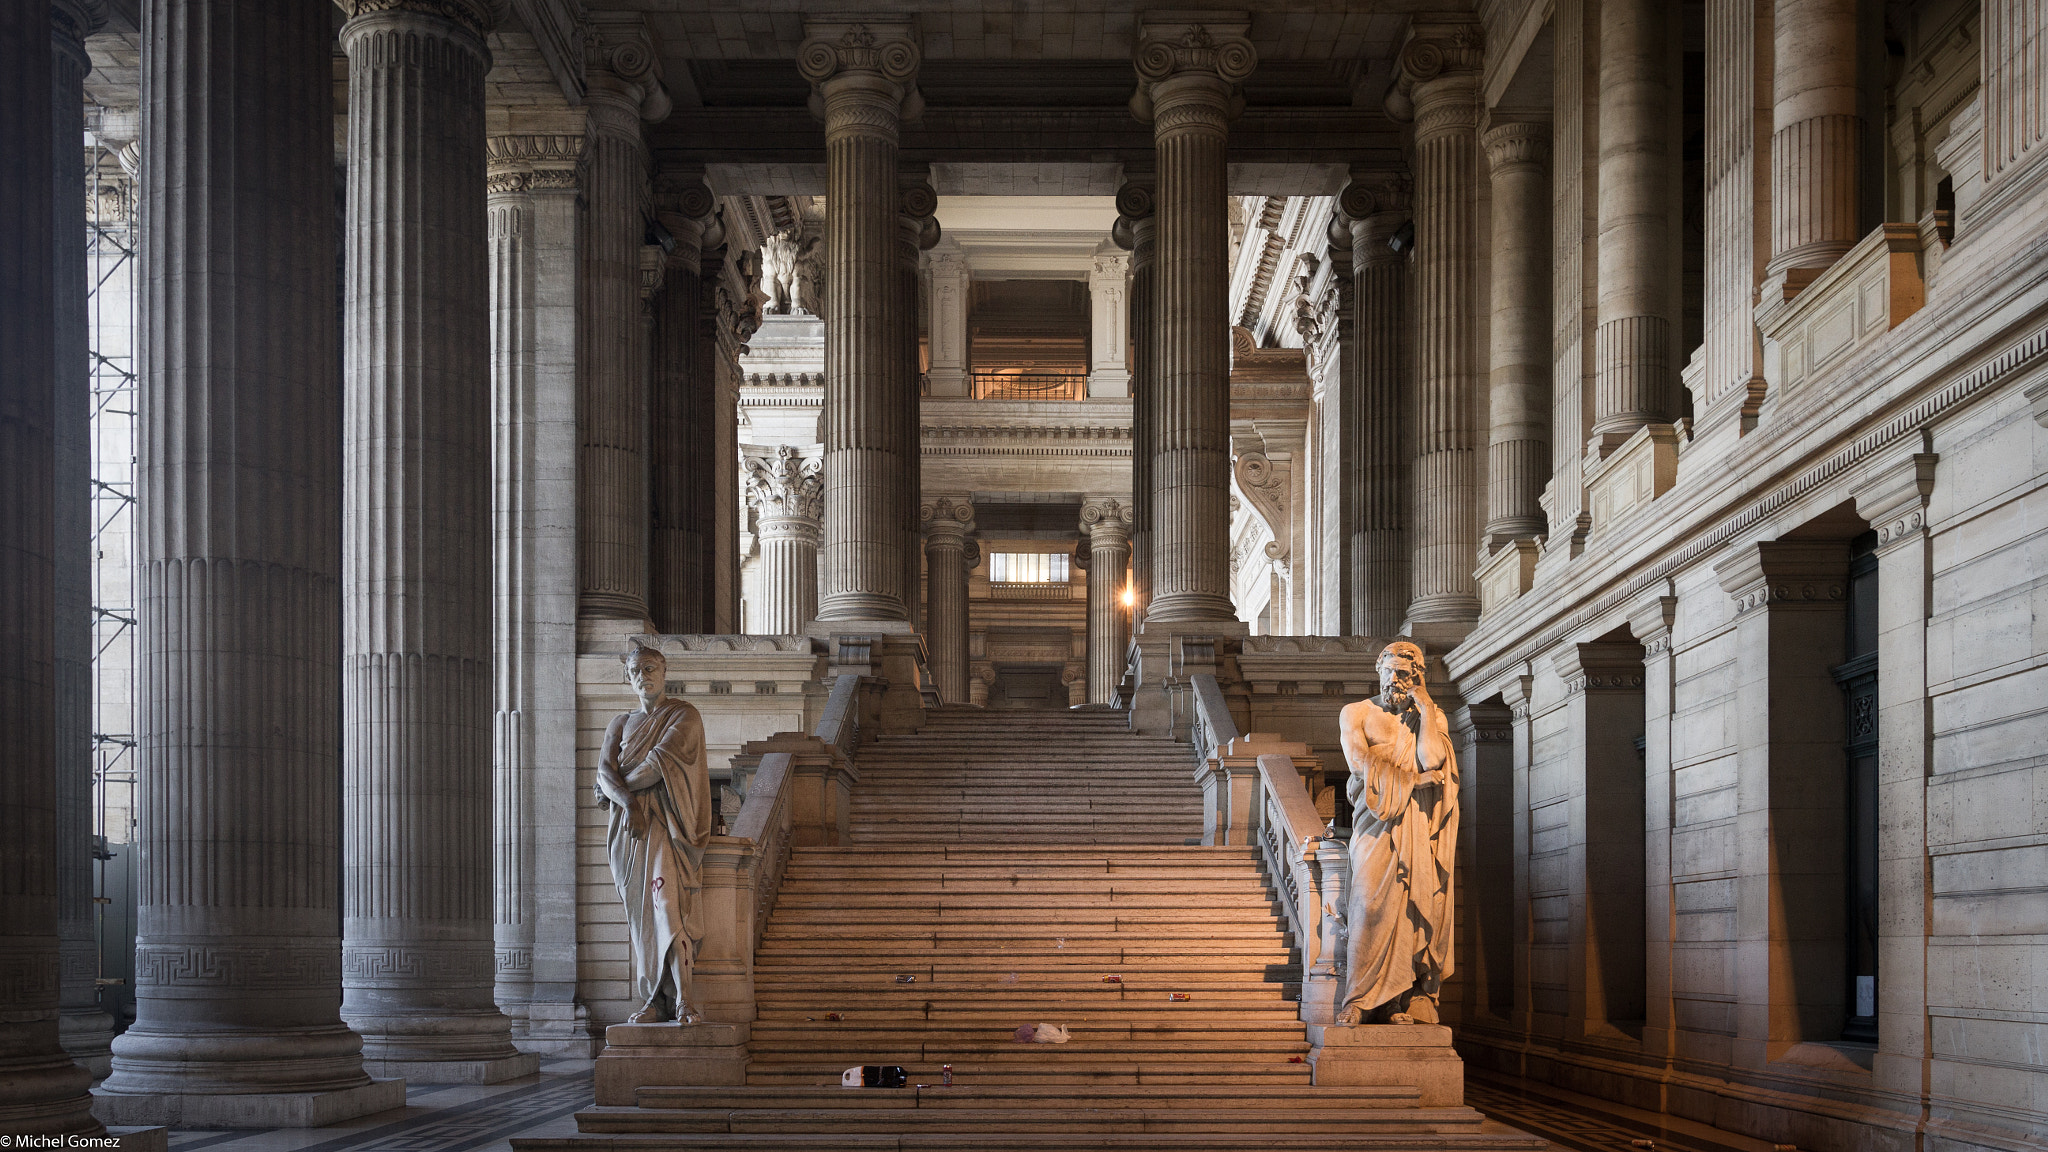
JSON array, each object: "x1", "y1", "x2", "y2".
[{"x1": 150, "y1": 1059, "x2": 1786, "y2": 1152}]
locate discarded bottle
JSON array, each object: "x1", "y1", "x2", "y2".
[
  {"x1": 895, "y1": 974, "x2": 917, "y2": 983},
  {"x1": 941, "y1": 1064, "x2": 953, "y2": 1087},
  {"x1": 1102, "y1": 975, "x2": 1123, "y2": 983}
]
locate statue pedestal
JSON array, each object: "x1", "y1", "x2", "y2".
[
  {"x1": 594, "y1": 1022, "x2": 751, "y2": 1106},
  {"x1": 1307, "y1": 1023, "x2": 1463, "y2": 1106}
]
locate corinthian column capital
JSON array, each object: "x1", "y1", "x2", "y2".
[
  {"x1": 800, "y1": 20, "x2": 923, "y2": 132},
  {"x1": 1130, "y1": 18, "x2": 1256, "y2": 128},
  {"x1": 745, "y1": 445, "x2": 824, "y2": 527}
]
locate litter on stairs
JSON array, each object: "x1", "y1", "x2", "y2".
[{"x1": 1013, "y1": 1022, "x2": 1071, "y2": 1043}]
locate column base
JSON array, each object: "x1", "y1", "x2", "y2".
[
  {"x1": 595, "y1": 1022, "x2": 750, "y2": 1106},
  {"x1": 361, "y1": 1052, "x2": 537, "y2": 1084},
  {"x1": 1307, "y1": 1022, "x2": 1463, "y2": 1106},
  {"x1": 92, "y1": 1079, "x2": 406, "y2": 1129}
]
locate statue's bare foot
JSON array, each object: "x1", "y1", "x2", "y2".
[
  {"x1": 1335, "y1": 1005, "x2": 1363, "y2": 1026},
  {"x1": 1388, "y1": 1012, "x2": 1415, "y2": 1025},
  {"x1": 627, "y1": 1001, "x2": 671, "y2": 1025}
]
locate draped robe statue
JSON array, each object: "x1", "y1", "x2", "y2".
[
  {"x1": 1336, "y1": 641, "x2": 1459, "y2": 1025},
  {"x1": 597, "y1": 644, "x2": 713, "y2": 1024}
]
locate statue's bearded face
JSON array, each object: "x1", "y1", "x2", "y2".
[
  {"x1": 1379, "y1": 654, "x2": 1422, "y2": 710},
  {"x1": 626, "y1": 653, "x2": 667, "y2": 703}
]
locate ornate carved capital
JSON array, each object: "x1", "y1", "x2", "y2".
[
  {"x1": 1130, "y1": 20, "x2": 1256, "y2": 128},
  {"x1": 745, "y1": 445, "x2": 824, "y2": 525},
  {"x1": 799, "y1": 21, "x2": 922, "y2": 131},
  {"x1": 1080, "y1": 498, "x2": 1134, "y2": 545},
  {"x1": 921, "y1": 496, "x2": 977, "y2": 545},
  {"x1": 342, "y1": 0, "x2": 498, "y2": 40},
  {"x1": 1714, "y1": 541, "x2": 1850, "y2": 614},
  {"x1": 1386, "y1": 21, "x2": 1483, "y2": 130},
  {"x1": 487, "y1": 133, "x2": 585, "y2": 197},
  {"x1": 585, "y1": 13, "x2": 671, "y2": 126},
  {"x1": 1339, "y1": 171, "x2": 1412, "y2": 222},
  {"x1": 1232, "y1": 451, "x2": 1292, "y2": 563},
  {"x1": 51, "y1": 0, "x2": 108, "y2": 46},
  {"x1": 1482, "y1": 120, "x2": 1551, "y2": 172},
  {"x1": 1551, "y1": 641, "x2": 1647, "y2": 696}
]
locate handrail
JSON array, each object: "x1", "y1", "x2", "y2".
[
  {"x1": 1189, "y1": 672, "x2": 1240, "y2": 768},
  {"x1": 812, "y1": 671, "x2": 861, "y2": 756},
  {"x1": 1248, "y1": 752, "x2": 1347, "y2": 1027}
]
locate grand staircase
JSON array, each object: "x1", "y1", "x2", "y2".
[{"x1": 521, "y1": 708, "x2": 1544, "y2": 1151}]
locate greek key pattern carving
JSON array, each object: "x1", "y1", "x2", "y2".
[
  {"x1": 495, "y1": 948, "x2": 533, "y2": 975},
  {"x1": 343, "y1": 945, "x2": 494, "y2": 983},
  {"x1": 135, "y1": 943, "x2": 339, "y2": 990},
  {"x1": 0, "y1": 947, "x2": 61, "y2": 1002}
]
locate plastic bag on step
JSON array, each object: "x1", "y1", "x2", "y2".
[{"x1": 1013, "y1": 1022, "x2": 1070, "y2": 1044}]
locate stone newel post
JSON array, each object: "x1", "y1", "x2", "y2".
[
  {"x1": 337, "y1": 0, "x2": 532, "y2": 1084},
  {"x1": 1132, "y1": 20, "x2": 1255, "y2": 625},
  {"x1": 921, "y1": 498, "x2": 978, "y2": 704},
  {"x1": 804, "y1": 20, "x2": 921, "y2": 625},
  {"x1": 1080, "y1": 499, "x2": 1135, "y2": 704},
  {"x1": 746, "y1": 446, "x2": 825, "y2": 635}
]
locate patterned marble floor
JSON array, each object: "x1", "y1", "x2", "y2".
[{"x1": 152, "y1": 1059, "x2": 1784, "y2": 1152}]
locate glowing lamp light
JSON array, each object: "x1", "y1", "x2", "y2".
[{"x1": 1120, "y1": 588, "x2": 1135, "y2": 608}]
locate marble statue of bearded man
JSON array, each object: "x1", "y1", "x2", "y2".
[
  {"x1": 1335, "y1": 640, "x2": 1459, "y2": 1024},
  {"x1": 597, "y1": 643, "x2": 713, "y2": 1024}
]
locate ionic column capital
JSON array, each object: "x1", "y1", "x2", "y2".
[
  {"x1": 1482, "y1": 120, "x2": 1551, "y2": 172},
  {"x1": 584, "y1": 13, "x2": 672, "y2": 127},
  {"x1": 652, "y1": 168, "x2": 715, "y2": 268},
  {"x1": 800, "y1": 20, "x2": 922, "y2": 136},
  {"x1": 1340, "y1": 172, "x2": 1413, "y2": 269},
  {"x1": 920, "y1": 496, "x2": 977, "y2": 546},
  {"x1": 1080, "y1": 497, "x2": 1134, "y2": 546},
  {"x1": 51, "y1": 0, "x2": 108, "y2": 47},
  {"x1": 1387, "y1": 21, "x2": 1483, "y2": 133},
  {"x1": 1130, "y1": 19, "x2": 1255, "y2": 130},
  {"x1": 745, "y1": 445, "x2": 824, "y2": 526}
]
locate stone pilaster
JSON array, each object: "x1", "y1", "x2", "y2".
[
  {"x1": 50, "y1": 0, "x2": 115, "y2": 1081},
  {"x1": 1079, "y1": 499, "x2": 1135, "y2": 705},
  {"x1": 1, "y1": 1, "x2": 98, "y2": 1133},
  {"x1": 1132, "y1": 19, "x2": 1254, "y2": 625},
  {"x1": 1591, "y1": 0, "x2": 1682, "y2": 453},
  {"x1": 487, "y1": 128, "x2": 592, "y2": 1054},
  {"x1": 1087, "y1": 246, "x2": 1132, "y2": 397},
  {"x1": 338, "y1": 0, "x2": 532, "y2": 1085},
  {"x1": 920, "y1": 498, "x2": 976, "y2": 703},
  {"x1": 1627, "y1": 592, "x2": 1680, "y2": 1064},
  {"x1": 1112, "y1": 180, "x2": 1157, "y2": 622},
  {"x1": 649, "y1": 171, "x2": 714, "y2": 635},
  {"x1": 1308, "y1": 222, "x2": 1354, "y2": 636},
  {"x1": 1393, "y1": 22, "x2": 1484, "y2": 631},
  {"x1": 578, "y1": 19, "x2": 669, "y2": 625},
  {"x1": 1766, "y1": 0, "x2": 1863, "y2": 287},
  {"x1": 1482, "y1": 122, "x2": 1551, "y2": 551},
  {"x1": 100, "y1": 0, "x2": 399, "y2": 1125},
  {"x1": 898, "y1": 172, "x2": 938, "y2": 624},
  {"x1": 804, "y1": 19, "x2": 920, "y2": 625},
  {"x1": 924, "y1": 240, "x2": 970, "y2": 397},
  {"x1": 745, "y1": 446, "x2": 825, "y2": 635},
  {"x1": 1341, "y1": 174, "x2": 1413, "y2": 638}
]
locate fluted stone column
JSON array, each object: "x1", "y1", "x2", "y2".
[
  {"x1": 100, "y1": 0, "x2": 399, "y2": 1126},
  {"x1": 1340, "y1": 175, "x2": 1414, "y2": 638},
  {"x1": 1, "y1": 2, "x2": 99, "y2": 1134},
  {"x1": 745, "y1": 446, "x2": 824, "y2": 635},
  {"x1": 921, "y1": 498, "x2": 976, "y2": 703},
  {"x1": 51, "y1": 0, "x2": 117, "y2": 1080},
  {"x1": 579, "y1": 29, "x2": 669, "y2": 625},
  {"x1": 1132, "y1": 20, "x2": 1255, "y2": 625},
  {"x1": 1592, "y1": 0, "x2": 1681, "y2": 451},
  {"x1": 488, "y1": 129, "x2": 591, "y2": 1052},
  {"x1": 968, "y1": 663, "x2": 995, "y2": 708},
  {"x1": 1483, "y1": 122, "x2": 1552, "y2": 548},
  {"x1": 1767, "y1": 0, "x2": 1863, "y2": 286},
  {"x1": 1393, "y1": 26, "x2": 1484, "y2": 630},
  {"x1": 1112, "y1": 181, "x2": 1156, "y2": 621},
  {"x1": 1080, "y1": 499, "x2": 1134, "y2": 705},
  {"x1": 804, "y1": 21, "x2": 920, "y2": 625},
  {"x1": 649, "y1": 173, "x2": 714, "y2": 634},
  {"x1": 924, "y1": 240, "x2": 970, "y2": 397},
  {"x1": 338, "y1": 0, "x2": 532, "y2": 1084},
  {"x1": 898, "y1": 175, "x2": 938, "y2": 624}
]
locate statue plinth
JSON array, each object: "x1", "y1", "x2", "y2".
[
  {"x1": 595, "y1": 1021, "x2": 751, "y2": 1105},
  {"x1": 1307, "y1": 1022, "x2": 1463, "y2": 1106}
]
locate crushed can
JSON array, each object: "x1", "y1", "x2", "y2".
[
  {"x1": 1102, "y1": 975, "x2": 1123, "y2": 983},
  {"x1": 1166, "y1": 992, "x2": 1193, "y2": 1002}
]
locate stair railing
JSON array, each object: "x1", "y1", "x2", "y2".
[
  {"x1": 1247, "y1": 752, "x2": 1349, "y2": 1030},
  {"x1": 1188, "y1": 672, "x2": 1240, "y2": 769},
  {"x1": 696, "y1": 672, "x2": 864, "y2": 1025}
]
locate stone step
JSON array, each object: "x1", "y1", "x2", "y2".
[
  {"x1": 568, "y1": 1106, "x2": 1488, "y2": 1137},
  {"x1": 627, "y1": 1086, "x2": 1424, "y2": 1111},
  {"x1": 773, "y1": 888, "x2": 1273, "y2": 905},
  {"x1": 754, "y1": 963, "x2": 1299, "y2": 980},
  {"x1": 521, "y1": 1135, "x2": 1541, "y2": 1152},
  {"x1": 748, "y1": 1020, "x2": 1309, "y2": 1038},
  {"x1": 741, "y1": 1061, "x2": 1316, "y2": 1087},
  {"x1": 748, "y1": 1041, "x2": 1311, "y2": 1064}
]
